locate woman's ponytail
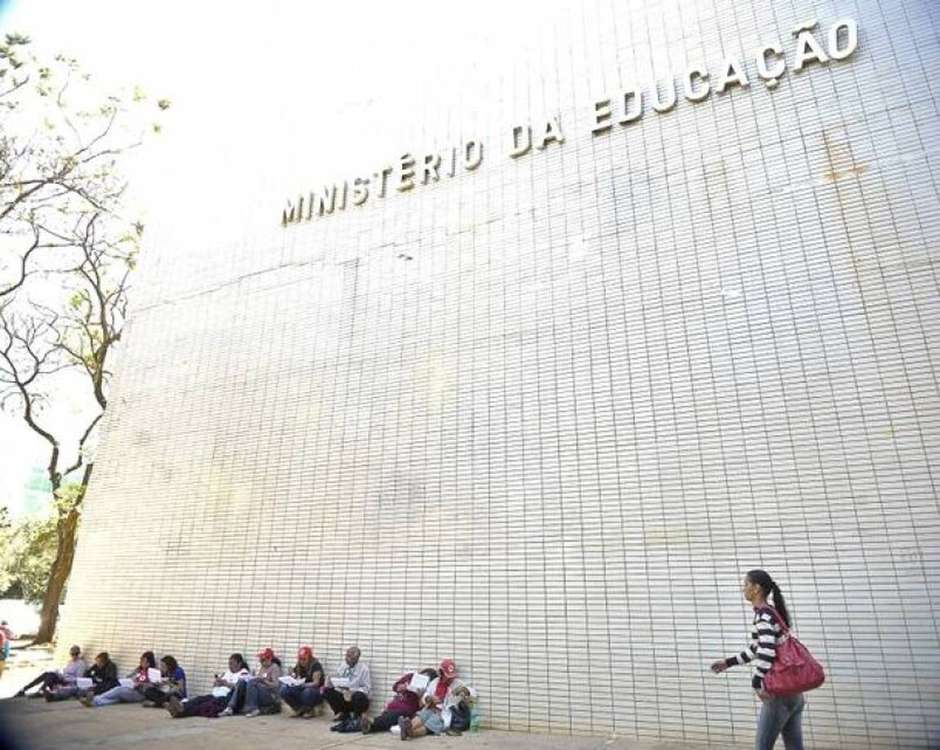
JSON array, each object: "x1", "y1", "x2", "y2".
[
  {"x1": 769, "y1": 581, "x2": 791, "y2": 628},
  {"x1": 746, "y1": 568, "x2": 792, "y2": 627}
]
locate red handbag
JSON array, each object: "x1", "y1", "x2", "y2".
[{"x1": 761, "y1": 606, "x2": 826, "y2": 697}]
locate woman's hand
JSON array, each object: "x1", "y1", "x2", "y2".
[
  {"x1": 755, "y1": 690, "x2": 770, "y2": 702},
  {"x1": 710, "y1": 660, "x2": 728, "y2": 673}
]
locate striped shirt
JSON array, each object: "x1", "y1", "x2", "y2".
[{"x1": 725, "y1": 607, "x2": 782, "y2": 690}]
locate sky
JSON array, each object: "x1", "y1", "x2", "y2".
[{"x1": 0, "y1": 0, "x2": 554, "y2": 515}]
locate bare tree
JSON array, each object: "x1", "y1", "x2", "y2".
[{"x1": 0, "y1": 33, "x2": 166, "y2": 642}]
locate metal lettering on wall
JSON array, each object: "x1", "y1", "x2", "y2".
[{"x1": 281, "y1": 17, "x2": 857, "y2": 227}]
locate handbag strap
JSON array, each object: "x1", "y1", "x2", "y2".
[{"x1": 758, "y1": 604, "x2": 791, "y2": 635}]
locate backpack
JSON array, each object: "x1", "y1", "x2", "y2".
[{"x1": 450, "y1": 701, "x2": 472, "y2": 732}]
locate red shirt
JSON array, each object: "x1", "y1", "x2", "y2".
[{"x1": 385, "y1": 673, "x2": 421, "y2": 714}]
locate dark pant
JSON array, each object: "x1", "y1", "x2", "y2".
[
  {"x1": 142, "y1": 686, "x2": 179, "y2": 706},
  {"x1": 280, "y1": 684, "x2": 323, "y2": 712},
  {"x1": 367, "y1": 709, "x2": 411, "y2": 733},
  {"x1": 21, "y1": 671, "x2": 64, "y2": 693},
  {"x1": 323, "y1": 687, "x2": 369, "y2": 717},
  {"x1": 173, "y1": 694, "x2": 227, "y2": 718}
]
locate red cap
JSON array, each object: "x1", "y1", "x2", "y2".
[
  {"x1": 257, "y1": 648, "x2": 274, "y2": 662},
  {"x1": 439, "y1": 659, "x2": 457, "y2": 678},
  {"x1": 297, "y1": 646, "x2": 313, "y2": 661}
]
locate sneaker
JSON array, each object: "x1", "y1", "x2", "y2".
[
  {"x1": 360, "y1": 716, "x2": 372, "y2": 734},
  {"x1": 244, "y1": 709, "x2": 261, "y2": 718},
  {"x1": 79, "y1": 696, "x2": 94, "y2": 708},
  {"x1": 398, "y1": 715, "x2": 410, "y2": 740},
  {"x1": 330, "y1": 713, "x2": 349, "y2": 731},
  {"x1": 218, "y1": 707, "x2": 234, "y2": 717}
]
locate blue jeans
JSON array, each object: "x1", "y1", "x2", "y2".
[
  {"x1": 242, "y1": 680, "x2": 278, "y2": 713},
  {"x1": 756, "y1": 693, "x2": 805, "y2": 750},
  {"x1": 93, "y1": 685, "x2": 145, "y2": 706},
  {"x1": 280, "y1": 684, "x2": 322, "y2": 711}
]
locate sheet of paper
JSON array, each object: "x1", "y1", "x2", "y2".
[
  {"x1": 211, "y1": 686, "x2": 231, "y2": 698},
  {"x1": 76, "y1": 677, "x2": 93, "y2": 689},
  {"x1": 407, "y1": 673, "x2": 430, "y2": 692},
  {"x1": 147, "y1": 668, "x2": 163, "y2": 683},
  {"x1": 118, "y1": 678, "x2": 134, "y2": 688},
  {"x1": 278, "y1": 676, "x2": 304, "y2": 686},
  {"x1": 331, "y1": 676, "x2": 351, "y2": 689}
]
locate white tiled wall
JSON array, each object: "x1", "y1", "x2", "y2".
[{"x1": 61, "y1": 1, "x2": 940, "y2": 747}]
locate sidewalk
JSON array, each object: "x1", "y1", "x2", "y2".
[
  {"x1": 0, "y1": 641, "x2": 55, "y2": 700},
  {"x1": 0, "y1": 698, "x2": 737, "y2": 750}
]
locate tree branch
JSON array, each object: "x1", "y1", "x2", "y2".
[
  {"x1": 62, "y1": 410, "x2": 103, "y2": 478},
  {"x1": 0, "y1": 224, "x2": 42, "y2": 299}
]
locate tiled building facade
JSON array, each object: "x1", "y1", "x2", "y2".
[{"x1": 61, "y1": 1, "x2": 939, "y2": 747}]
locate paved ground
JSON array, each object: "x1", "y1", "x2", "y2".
[
  {"x1": 0, "y1": 698, "x2": 737, "y2": 750},
  {"x1": 0, "y1": 645, "x2": 742, "y2": 750},
  {"x1": 0, "y1": 642, "x2": 55, "y2": 701}
]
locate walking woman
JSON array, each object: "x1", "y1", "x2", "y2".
[{"x1": 710, "y1": 569, "x2": 805, "y2": 750}]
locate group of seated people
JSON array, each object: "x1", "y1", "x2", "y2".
[{"x1": 15, "y1": 644, "x2": 478, "y2": 738}]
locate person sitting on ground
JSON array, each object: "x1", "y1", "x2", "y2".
[
  {"x1": 167, "y1": 653, "x2": 250, "y2": 719},
  {"x1": 81, "y1": 651, "x2": 156, "y2": 707},
  {"x1": 398, "y1": 659, "x2": 476, "y2": 739},
  {"x1": 16, "y1": 645, "x2": 87, "y2": 698},
  {"x1": 140, "y1": 655, "x2": 187, "y2": 707},
  {"x1": 280, "y1": 645, "x2": 324, "y2": 718},
  {"x1": 361, "y1": 668, "x2": 437, "y2": 734},
  {"x1": 323, "y1": 645, "x2": 372, "y2": 732},
  {"x1": 219, "y1": 647, "x2": 282, "y2": 718},
  {"x1": 54, "y1": 651, "x2": 119, "y2": 701}
]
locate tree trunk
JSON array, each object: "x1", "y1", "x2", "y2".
[{"x1": 33, "y1": 507, "x2": 81, "y2": 644}]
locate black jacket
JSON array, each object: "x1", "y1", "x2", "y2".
[{"x1": 86, "y1": 661, "x2": 118, "y2": 694}]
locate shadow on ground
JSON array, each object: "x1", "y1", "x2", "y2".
[{"x1": 0, "y1": 697, "x2": 736, "y2": 750}]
